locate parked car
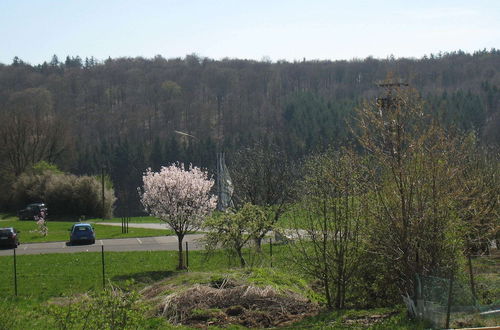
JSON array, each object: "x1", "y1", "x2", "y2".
[
  {"x1": 69, "y1": 223, "x2": 95, "y2": 245},
  {"x1": 0, "y1": 227, "x2": 20, "y2": 248},
  {"x1": 18, "y1": 203, "x2": 48, "y2": 220}
]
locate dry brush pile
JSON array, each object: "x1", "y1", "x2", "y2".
[{"x1": 141, "y1": 276, "x2": 319, "y2": 328}]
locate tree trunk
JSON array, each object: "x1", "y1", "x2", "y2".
[
  {"x1": 254, "y1": 236, "x2": 263, "y2": 252},
  {"x1": 177, "y1": 234, "x2": 185, "y2": 270},
  {"x1": 237, "y1": 248, "x2": 246, "y2": 267},
  {"x1": 324, "y1": 275, "x2": 332, "y2": 310},
  {"x1": 336, "y1": 260, "x2": 343, "y2": 309}
]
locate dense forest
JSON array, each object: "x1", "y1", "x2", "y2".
[{"x1": 1, "y1": 49, "x2": 499, "y2": 214}]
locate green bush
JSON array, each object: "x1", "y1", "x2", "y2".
[
  {"x1": 12, "y1": 169, "x2": 115, "y2": 218},
  {"x1": 47, "y1": 286, "x2": 148, "y2": 329}
]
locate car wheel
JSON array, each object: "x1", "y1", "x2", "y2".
[{"x1": 91, "y1": 239, "x2": 95, "y2": 244}]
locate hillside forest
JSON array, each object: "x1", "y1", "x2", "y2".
[{"x1": 0, "y1": 49, "x2": 499, "y2": 214}]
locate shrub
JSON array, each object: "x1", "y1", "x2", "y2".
[
  {"x1": 12, "y1": 170, "x2": 115, "y2": 218},
  {"x1": 48, "y1": 286, "x2": 147, "y2": 329}
]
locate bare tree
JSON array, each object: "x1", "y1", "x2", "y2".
[
  {"x1": 230, "y1": 142, "x2": 295, "y2": 249},
  {"x1": 356, "y1": 82, "x2": 462, "y2": 296},
  {"x1": 455, "y1": 133, "x2": 499, "y2": 255},
  {"x1": 288, "y1": 148, "x2": 368, "y2": 309},
  {"x1": 0, "y1": 88, "x2": 68, "y2": 176}
]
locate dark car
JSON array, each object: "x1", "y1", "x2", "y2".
[
  {"x1": 69, "y1": 223, "x2": 95, "y2": 245},
  {"x1": 0, "y1": 227, "x2": 20, "y2": 248},
  {"x1": 18, "y1": 203, "x2": 48, "y2": 220}
]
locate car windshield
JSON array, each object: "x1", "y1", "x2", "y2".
[
  {"x1": 0, "y1": 229, "x2": 13, "y2": 235},
  {"x1": 75, "y1": 226, "x2": 90, "y2": 232}
]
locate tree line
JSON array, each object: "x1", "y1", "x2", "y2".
[{"x1": 0, "y1": 50, "x2": 499, "y2": 213}]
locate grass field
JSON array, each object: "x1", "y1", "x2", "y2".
[
  {"x1": 1, "y1": 212, "x2": 498, "y2": 329},
  {"x1": 0, "y1": 215, "x2": 173, "y2": 243},
  {"x1": 1, "y1": 245, "x2": 498, "y2": 329},
  {"x1": 0, "y1": 250, "x2": 228, "y2": 298},
  {"x1": 88, "y1": 215, "x2": 163, "y2": 223},
  {"x1": 0, "y1": 246, "x2": 427, "y2": 329}
]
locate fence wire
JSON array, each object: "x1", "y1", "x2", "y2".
[
  {"x1": 404, "y1": 270, "x2": 500, "y2": 329},
  {"x1": 0, "y1": 240, "x2": 278, "y2": 298}
]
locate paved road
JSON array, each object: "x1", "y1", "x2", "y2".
[
  {"x1": 0, "y1": 222, "x2": 290, "y2": 256},
  {"x1": 0, "y1": 233, "x2": 205, "y2": 256}
]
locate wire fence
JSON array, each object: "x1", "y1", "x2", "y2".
[
  {"x1": 0, "y1": 239, "x2": 278, "y2": 298},
  {"x1": 403, "y1": 254, "x2": 500, "y2": 329}
]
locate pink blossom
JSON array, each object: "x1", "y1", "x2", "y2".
[{"x1": 139, "y1": 163, "x2": 217, "y2": 234}]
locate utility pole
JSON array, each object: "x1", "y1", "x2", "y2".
[{"x1": 376, "y1": 78, "x2": 408, "y2": 110}]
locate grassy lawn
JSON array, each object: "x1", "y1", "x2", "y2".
[
  {"x1": 0, "y1": 247, "x2": 427, "y2": 329},
  {"x1": 87, "y1": 215, "x2": 163, "y2": 223},
  {"x1": 0, "y1": 246, "x2": 285, "y2": 299},
  {"x1": 0, "y1": 215, "x2": 173, "y2": 243},
  {"x1": 0, "y1": 227, "x2": 497, "y2": 329},
  {"x1": 1, "y1": 247, "x2": 497, "y2": 329}
]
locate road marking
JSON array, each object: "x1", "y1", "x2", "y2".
[
  {"x1": 136, "y1": 238, "x2": 142, "y2": 244},
  {"x1": 23, "y1": 246, "x2": 27, "y2": 250},
  {"x1": 62, "y1": 242, "x2": 66, "y2": 248},
  {"x1": 100, "y1": 240, "x2": 104, "y2": 245}
]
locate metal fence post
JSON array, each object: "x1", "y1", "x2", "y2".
[
  {"x1": 269, "y1": 238, "x2": 273, "y2": 268},
  {"x1": 185, "y1": 241, "x2": 189, "y2": 270},
  {"x1": 445, "y1": 273, "x2": 454, "y2": 329},
  {"x1": 13, "y1": 249, "x2": 18, "y2": 296},
  {"x1": 101, "y1": 245, "x2": 106, "y2": 288},
  {"x1": 467, "y1": 254, "x2": 477, "y2": 307}
]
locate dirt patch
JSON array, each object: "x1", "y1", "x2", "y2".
[
  {"x1": 142, "y1": 277, "x2": 319, "y2": 328},
  {"x1": 341, "y1": 311, "x2": 398, "y2": 327}
]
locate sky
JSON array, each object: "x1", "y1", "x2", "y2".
[{"x1": 1, "y1": 0, "x2": 499, "y2": 65}]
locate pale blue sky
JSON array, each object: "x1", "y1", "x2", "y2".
[{"x1": 1, "y1": 0, "x2": 499, "y2": 65}]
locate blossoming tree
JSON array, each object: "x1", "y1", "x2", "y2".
[{"x1": 139, "y1": 163, "x2": 217, "y2": 269}]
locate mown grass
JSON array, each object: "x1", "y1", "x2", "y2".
[
  {"x1": 0, "y1": 246, "x2": 428, "y2": 329},
  {"x1": 0, "y1": 216, "x2": 173, "y2": 243},
  {"x1": 88, "y1": 215, "x2": 163, "y2": 223},
  {"x1": 0, "y1": 245, "x2": 288, "y2": 299},
  {"x1": 0, "y1": 212, "x2": 163, "y2": 223},
  {"x1": 0, "y1": 248, "x2": 281, "y2": 328},
  {"x1": 0, "y1": 233, "x2": 497, "y2": 329}
]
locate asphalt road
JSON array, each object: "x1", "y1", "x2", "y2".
[
  {"x1": 0, "y1": 233, "x2": 205, "y2": 256},
  {"x1": 0, "y1": 222, "x2": 292, "y2": 256}
]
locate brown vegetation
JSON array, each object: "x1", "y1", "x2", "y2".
[{"x1": 142, "y1": 277, "x2": 319, "y2": 328}]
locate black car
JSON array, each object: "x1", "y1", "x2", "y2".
[
  {"x1": 18, "y1": 203, "x2": 48, "y2": 220},
  {"x1": 69, "y1": 223, "x2": 96, "y2": 245},
  {"x1": 0, "y1": 227, "x2": 20, "y2": 248}
]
